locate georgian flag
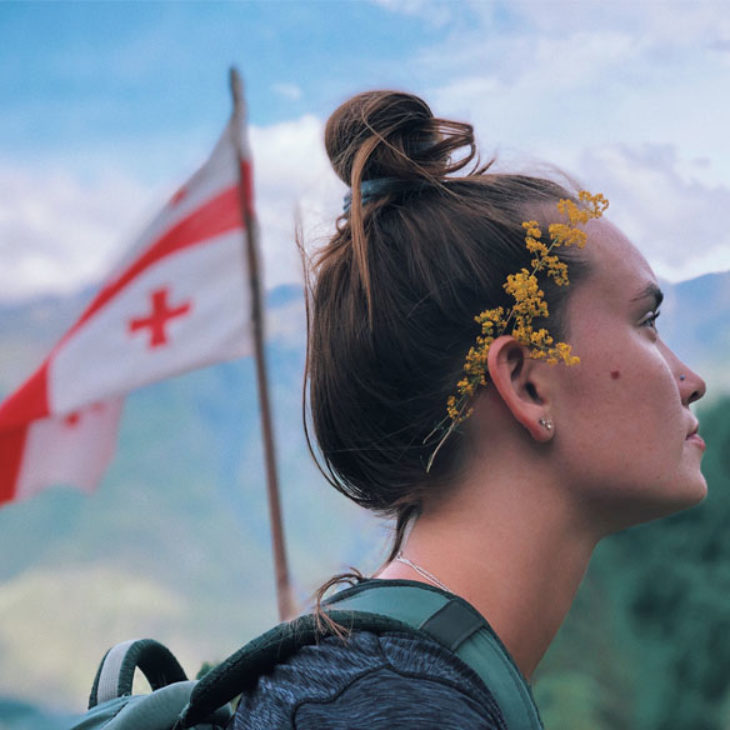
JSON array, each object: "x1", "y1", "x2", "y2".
[{"x1": 0, "y1": 115, "x2": 255, "y2": 505}]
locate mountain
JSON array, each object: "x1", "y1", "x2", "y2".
[
  {"x1": 0, "y1": 283, "x2": 383, "y2": 716},
  {"x1": 0, "y1": 272, "x2": 728, "y2": 722},
  {"x1": 659, "y1": 271, "x2": 730, "y2": 391}
]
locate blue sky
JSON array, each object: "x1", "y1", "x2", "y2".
[
  {"x1": 1, "y1": 1, "x2": 468, "y2": 166},
  {"x1": 2, "y1": 0, "x2": 730, "y2": 300},
  {"x1": 2, "y1": 2, "x2": 450, "y2": 134}
]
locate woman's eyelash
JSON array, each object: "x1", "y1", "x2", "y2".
[{"x1": 641, "y1": 310, "x2": 661, "y2": 329}]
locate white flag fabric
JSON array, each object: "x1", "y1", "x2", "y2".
[
  {"x1": 0, "y1": 115, "x2": 254, "y2": 505},
  {"x1": 3, "y1": 400, "x2": 124, "y2": 503}
]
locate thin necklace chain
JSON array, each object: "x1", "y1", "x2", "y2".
[{"x1": 394, "y1": 552, "x2": 452, "y2": 593}]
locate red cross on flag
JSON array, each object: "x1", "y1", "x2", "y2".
[{"x1": 0, "y1": 112, "x2": 255, "y2": 506}]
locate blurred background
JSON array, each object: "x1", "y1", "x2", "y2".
[{"x1": 1, "y1": 2, "x2": 730, "y2": 728}]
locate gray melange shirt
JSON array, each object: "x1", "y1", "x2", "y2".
[{"x1": 233, "y1": 629, "x2": 507, "y2": 729}]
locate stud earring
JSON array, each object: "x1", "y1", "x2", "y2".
[
  {"x1": 679, "y1": 374, "x2": 686, "y2": 381},
  {"x1": 538, "y1": 417, "x2": 553, "y2": 431}
]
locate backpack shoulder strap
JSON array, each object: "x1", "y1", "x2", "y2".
[
  {"x1": 183, "y1": 581, "x2": 543, "y2": 729},
  {"x1": 89, "y1": 638, "x2": 188, "y2": 708},
  {"x1": 180, "y1": 611, "x2": 413, "y2": 728},
  {"x1": 325, "y1": 580, "x2": 544, "y2": 730},
  {"x1": 74, "y1": 638, "x2": 231, "y2": 730}
]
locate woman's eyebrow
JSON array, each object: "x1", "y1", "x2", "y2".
[{"x1": 632, "y1": 283, "x2": 664, "y2": 308}]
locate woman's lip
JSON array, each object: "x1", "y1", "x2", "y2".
[{"x1": 686, "y1": 433, "x2": 706, "y2": 450}]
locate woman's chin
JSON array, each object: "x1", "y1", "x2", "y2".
[{"x1": 637, "y1": 478, "x2": 708, "y2": 526}]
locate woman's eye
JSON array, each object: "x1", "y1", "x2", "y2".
[{"x1": 641, "y1": 310, "x2": 661, "y2": 331}]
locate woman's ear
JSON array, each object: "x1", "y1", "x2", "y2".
[{"x1": 487, "y1": 335, "x2": 554, "y2": 442}]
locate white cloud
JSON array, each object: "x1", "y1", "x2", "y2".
[
  {"x1": 380, "y1": 0, "x2": 730, "y2": 44},
  {"x1": 402, "y1": 3, "x2": 730, "y2": 284},
  {"x1": 0, "y1": 115, "x2": 344, "y2": 303},
  {"x1": 4, "y1": 1, "x2": 730, "y2": 304},
  {"x1": 0, "y1": 165, "x2": 155, "y2": 302},
  {"x1": 577, "y1": 143, "x2": 730, "y2": 282},
  {"x1": 372, "y1": 0, "x2": 456, "y2": 27},
  {"x1": 388, "y1": 1, "x2": 728, "y2": 179},
  {"x1": 272, "y1": 83, "x2": 303, "y2": 101},
  {"x1": 249, "y1": 115, "x2": 343, "y2": 290}
]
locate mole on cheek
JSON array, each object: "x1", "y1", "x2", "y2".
[{"x1": 610, "y1": 370, "x2": 621, "y2": 380}]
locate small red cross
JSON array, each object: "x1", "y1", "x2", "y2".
[
  {"x1": 63, "y1": 403, "x2": 104, "y2": 428},
  {"x1": 128, "y1": 287, "x2": 192, "y2": 348}
]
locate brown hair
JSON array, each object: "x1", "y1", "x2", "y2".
[{"x1": 306, "y1": 90, "x2": 588, "y2": 574}]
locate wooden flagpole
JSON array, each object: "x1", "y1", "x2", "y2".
[{"x1": 229, "y1": 67, "x2": 295, "y2": 621}]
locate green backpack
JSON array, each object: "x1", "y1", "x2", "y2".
[{"x1": 69, "y1": 580, "x2": 543, "y2": 729}]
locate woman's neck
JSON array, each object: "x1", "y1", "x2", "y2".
[{"x1": 376, "y1": 468, "x2": 599, "y2": 680}]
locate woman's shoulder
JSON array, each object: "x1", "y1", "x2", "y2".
[{"x1": 233, "y1": 628, "x2": 507, "y2": 729}]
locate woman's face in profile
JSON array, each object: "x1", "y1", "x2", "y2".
[{"x1": 550, "y1": 219, "x2": 707, "y2": 532}]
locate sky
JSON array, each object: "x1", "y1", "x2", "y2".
[{"x1": 2, "y1": 0, "x2": 730, "y2": 302}]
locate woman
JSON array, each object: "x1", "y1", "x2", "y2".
[{"x1": 234, "y1": 91, "x2": 706, "y2": 728}]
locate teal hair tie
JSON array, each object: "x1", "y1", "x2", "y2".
[{"x1": 343, "y1": 177, "x2": 402, "y2": 212}]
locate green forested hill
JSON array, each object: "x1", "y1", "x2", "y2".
[
  {"x1": 536, "y1": 395, "x2": 730, "y2": 729},
  {"x1": 1, "y1": 276, "x2": 729, "y2": 728}
]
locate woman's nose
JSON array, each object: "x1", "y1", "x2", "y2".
[{"x1": 679, "y1": 367, "x2": 706, "y2": 406}]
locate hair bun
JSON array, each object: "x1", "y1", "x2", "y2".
[{"x1": 324, "y1": 90, "x2": 476, "y2": 187}]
